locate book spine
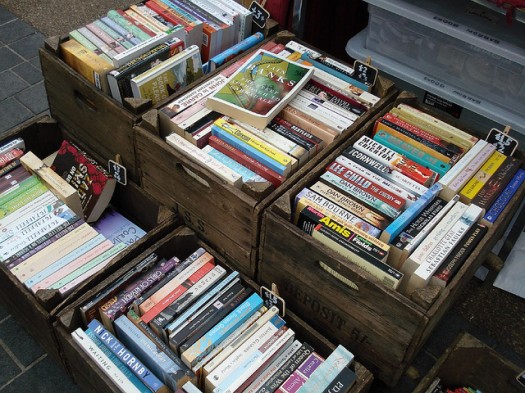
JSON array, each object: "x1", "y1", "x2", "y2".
[
  {"x1": 132, "y1": 3, "x2": 179, "y2": 32},
  {"x1": 88, "y1": 319, "x2": 168, "y2": 392},
  {"x1": 208, "y1": 32, "x2": 264, "y2": 71},
  {"x1": 277, "y1": 352, "x2": 324, "y2": 393},
  {"x1": 431, "y1": 223, "x2": 487, "y2": 286},
  {"x1": 100, "y1": 256, "x2": 181, "y2": 330},
  {"x1": 0, "y1": 138, "x2": 25, "y2": 154},
  {"x1": 69, "y1": 30, "x2": 113, "y2": 63},
  {"x1": 441, "y1": 142, "x2": 496, "y2": 200},
  {"x1": 279, "y1": 106, "x2": 337, "y2": 145},
  {"x1": 208, "y1": 136, "x2": 284, "y2": 188},
  {"x1": 49, "y1": 243, "x2": 127, "y2": 291},
  {"x1": 71, "y1": 328, "x2": 143, "y2": 393},
  {"x1": 335, "y1": 154, "x2": 417, "y2": 207},
  {"x1": 343, "y1": 148, "x2": 428, "y2": 196},
  {"x1": 213, "y1": 118, "x2": 295, "y2": 175},
  {"x1": 321, "y1": 366, "x2": 357, "y2": 393},
  {"x1": 86, "y1": 22, "x2": 127, "y2": 53},
  {"x1": 0, "y1": 148, "x2": 23, "y2": 168},
  {"x1": 107, "y1": 10, "x2": 153, "y2": 40},
  {"x1": 320, "y1": 171, "x2": 400, "y2": 220},
  {"x1": 165, "y1": 271, "x2": 240, "y2": 336},
  {"x1": 100, "y1": 16, "x2": 143, "y2": 45},
  {"x1": 353, "y1": 135, "x2": 438, "y2": 186},
  {"x1": 267, "y1": 120, "x2": 318, "y2": 158},
  {"x1": 304, "y1": 80, "x2": 366, "y2": 116},
  {"x1": 312, "y1": 222, "x2": 403, "y2": 289},
  {"x1": 373, "y1": 129, "x2": 451, "y2": 177},
  {"x1": 0, "y1": 175, "x2": 42, "y2": 206},
  {"x1": 459, "y1": 151, "x2": 508, "y2": 203},
  {"x1": 182, "y1": 292, "x2": 264, "y2": 368},
  {"x1": 297, "y1": 89, "x2": 359, "y2": 122},
  {"x1": 482, "y1": 169, "x2": 525, "y2": 225},
  {"x1": 294, "y1": 187, "x2": 382, "y2": 237},
  {"x1": 114, "y1": 315, "x2": 196, "y2": 391},
  {"x1": 125, "y1": 8, "x2": 164, "y2": 34},
  {"x1": 79, "y1": 253, "x2": 159, "y2": 324},
  {"x1": 288, "y1": 95, "x2": 350, "y2": 134},
  {"x1": 149, "y1": 264, "x2": 227, "y2": 340},
  {"x1": 470, "y1": 157, "x2": 521, "y2": 210},
  {"x1": 77, "y1": 26, "x2": 119, "y2": 58},
  {"x1": 202, "y1": 146, "x2": 263, "y2": 183},
  {"x1": 295, "y1": 345, "x2": 354, "y2": 393},
  {"x1": 310, "y1": 181, "x2": 390, "y2": 230},
  {"x1": 85, "y1": 328, "x2": 150, "y2": 392},
  {"x1": 273, "y1": 116, "x2": 325, "y2": 150},
  {"x1": 0, "y1": 160, "x2": 21, "y2": 178}
]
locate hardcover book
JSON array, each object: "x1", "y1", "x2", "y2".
[
  {"x1": 51, "y1": 140, "x2": 116, "y2": 222},
  {"x1": 206, "y1": 49, "x2": 314, "y2": 129}
]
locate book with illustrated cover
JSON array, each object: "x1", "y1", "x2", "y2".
[
  {"x1": 206, "y1": 49, "x2": 314, "y2": 129},
  {"x1": 131, "y1": 44, "x2": 203, "y2": 105},
  {"x1": 51, "y1": 140, "x2": 116, "y2": 223}
]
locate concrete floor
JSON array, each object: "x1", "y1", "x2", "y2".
[{"x1": 0, "y1": 2, "x2": 524, "y2": 392}]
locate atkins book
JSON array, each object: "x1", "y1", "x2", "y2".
[
  {"x1": 206, "y1": 49, "x2": 314, "y2": 129},
  {"x1": 51, "y1": 140, "x2": 116, "y2": 222}
]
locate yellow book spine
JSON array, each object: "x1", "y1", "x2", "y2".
[
  {"x1": 214, "y1": 118, "x2": 295, "y2": 170},
  {"x1": 460, "y1": 151, "x2": 507, "y2": 202}
]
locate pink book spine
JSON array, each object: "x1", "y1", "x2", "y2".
[
  {"x1": 86, "y1": 22, "x2": 127, "y2": 53},
  {"x1": 58, "y1": 257, "x2": 112, "y2": 296},
  {"x1": 448, "y1": 143, "x2": 496, "y2": 193}
]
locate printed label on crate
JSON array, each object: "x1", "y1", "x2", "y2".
[{"x1": 423, "y1": 92, "x2": 463, "y2": 118}]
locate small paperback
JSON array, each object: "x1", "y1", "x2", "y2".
[
  {"x1": 51, "y1": 140, "x2": 116, "y2": 223},
  {"x1": 130, "y1": 45, "x2": 204, "y2": 105},
  {"x1": 206, "y1": 49, "x2": 314, "y2": 129}
]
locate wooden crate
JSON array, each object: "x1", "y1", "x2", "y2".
[
  {"x1": 54, "y1": 226, "x2": 374, "y2": 393},
  {"x1": 257, "y1": 91, "x2": 525, "y2": 386},
  {"x1": 135, "y1": 31, "x2": 398, "y2": 278},
  {"x1": 0, "y1": 115, "x2": 178, "y2": 368},
  {"x1": 413, "y1": 332, "x2": 525, "y2": 393},
  {"x1": 38, "y1": 22, "x2": 281, "y2": 184}
]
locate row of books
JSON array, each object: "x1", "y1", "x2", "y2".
[
  {"x1": 158, "y1": 37, "x2": 380, "y2": 190},
  {"x1": 0, "y1": 138, "x2": 146, "y2": 297},
  {"x1": 60, "y1": 0, "x2": 258, "y2": 104},
  {"x1": 292, "y1": 102, "x2": 524, "y2": 294},
  {"x1": 77, "y1": 245, "x2": 357, "y2": 392}
]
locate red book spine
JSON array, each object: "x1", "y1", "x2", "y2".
[
  {"x1": 145, "y1": 0, "x2": 193, "y2": 33},
  {"x1": 208, "y1": 135, "x2": 285, "y2": 188},
  {"x1": 308, "y1": 78, "x2": 368, "y2": 113},
  {"x1": 117, "y1": 9, "x2": 156, "y2": 37},
  {"x1": 326, "y1": 161, "x2": 406, "y2": 210},
  {"x1": 0, "y1": 148, "x2": 23, "y2": 168}
]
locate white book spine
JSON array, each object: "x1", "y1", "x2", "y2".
[
  {"x1": 289, "y1": 94, "x2": 353, "y2": 132},
  {"x1": 298, "y1": 89, "x2": 359, "y2": 122},
  {"x1": 335, "y1": 155, "x2": 417, "y2": 206},
  {"x1": 77, "y1": 27, "x2": 119, "y2": 58},
  {"x1": 71, "y1": 328, "x2": 142, "y2": 393},
  {"x1": 438, "y1": 140, "x2": 489, "y2": 188},
  {"x1": 213, "y1": 0, "x2": 251, "y2": 41},
  {"x1": 0, "y1": 191, "x2": 57, "y2": 233},
  {"x1": 166, "y1": 133, "x2": 243, "y2": 188},
  {"x1": 406, "y1": 204, "x2": 483, "y2": 293},
  {"x1": 0, "y1": 138, "x2": 25, "y2": 154},
  {"x1": 180, "y1": 108, "x2": 214, "y2": 131}
]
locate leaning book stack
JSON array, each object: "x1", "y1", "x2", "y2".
[
  {"x1": 56, "y1": 228, "x2": 370, "y2": 393},
  {"x1": 258, "y1": 92, "x2": 525, "y2": 385}
]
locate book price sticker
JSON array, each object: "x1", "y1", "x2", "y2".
[
  {"x1": 249, "y1": 0, "x2": 270, "y2": 29},
  {"x1": 353, "y1": 57, "x2": 378, "y2": 87},
  {"x1": 260, "y1": 285, "x2": 286, "y2": 317},
  {"x1": 108, "y1": 159, "x2": 127, "y2": 186},
  {"x1": 486, "y1": 127, "x2": 519, "y2": 156}
]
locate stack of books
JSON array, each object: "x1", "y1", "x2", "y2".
[
  {"x1": 292, "y1": 102, "x2": 524, "y2": 294},
  {"x1": 0, "y1": 138, "x2": 146, "y2": 297},
  {"x1": 59, "y1": 0, "x2": 257, "y2": 104},
  {"x1": 159, "y1": 37, "x2": 381, "y2": 190},
  {"x1": 76, "y1": 244, "x2": 358, "y2": 392}
]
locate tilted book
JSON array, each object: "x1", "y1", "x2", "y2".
[
  {"x1": 206, "y1": 49, "x2": 314, "y2": 129},
  {"x1": 51, "y1": 140, "x2": 116, "y2": 223}
]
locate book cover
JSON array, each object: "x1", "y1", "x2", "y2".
[
  {"x1": 482, "y1": 169, "x2": 525, "y2": 226},
  {"x1": 51, "y1": 140, "x2": 116, "y2": 222},
  {"x1": 206, "y1": 49, "x2": 314, "y2": 129},
  {"x1": 92, "y1": 207, "x2": 147, "y2": 247},
  {"x1": 131, "y1": 44, "x2": 204, "y2": 105}
]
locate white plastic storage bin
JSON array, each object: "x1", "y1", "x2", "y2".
[
  {"x1": 347, "y1": 30, "x2": 525, "y2": 144},
  {"x1": 364, "y1": 0, "x2": 525, "y2": 117}
]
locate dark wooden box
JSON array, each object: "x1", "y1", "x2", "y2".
[
  {"x1": 135, "y1": 31, "x2": 397, "y2": 278},
  {"x1": 413, "y1": 332, "x2": 525, "y2": 393},
  {"x1": 38, "y1": 23, "x2": 281, "y2": 184},
  {"x1": 54, "y1": 226, "x2": 374, "y2": 393},
  {"x1": 257, "y1": 91, "x2": 525, "y2": 386},
  {"x1": 0, "y1": 115, "x2": 178, "y2": 368}
]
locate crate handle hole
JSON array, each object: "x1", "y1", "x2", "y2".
[
  {"x1": 175, "y1": 162, "x2": 211, "y2": 189},
  {"x1": 74, "y1": 90, "x2": 98, "y2": 112},
  {"x1": 319, "y1": 261, "x2": 359, "y2": 292}
]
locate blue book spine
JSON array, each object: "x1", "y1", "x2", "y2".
[
  {"x1": 101, "y1": 16, "x2": 142, "y2": 45},
  {"x1": 165, "y1": 271, "x2": 240, "y2": 335},
  {"x1": 301, "y1": 53, "x2": 369, "y2": 92},
  {"x1": 88, "y1": 319, "x2": 167, "y2": 392},
  {"x1": 373, "y1": 131, "x2": 450, "y2": 177},
  {"x1": 85, "y1": 328, "x2": 150, "y2": 393},
  {"x1": 484, "y1": 169, "x2": 525, "y2": 224},
  {"x1": 211, "y1": 125, "x2": 288, "y2": 176},
  {"x1": 114, "y1": 315, "x2": 196, "y2": 391},
  {"x1": 207, "y1": 32, "x2": 264, "y2": 72},
  {"x1": 204, "y1": 146, "x2": 261, "y2": 182},
  {"x1": 24, "y1": 234, "x2": 106, "y2": 288},
  {"x1": 383, "y1": 182, "x2": 443, "y2": 242},
  {"x1": 183, "y1": 292, "x2": 264, "y2": 367}
]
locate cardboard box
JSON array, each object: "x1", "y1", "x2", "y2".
[
  {"x1": 0, "y1": 115, "x2": 178, "y2": 368},
  {"x1": 257, "y1": 92, "x2": 525, "y2": 385}
]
